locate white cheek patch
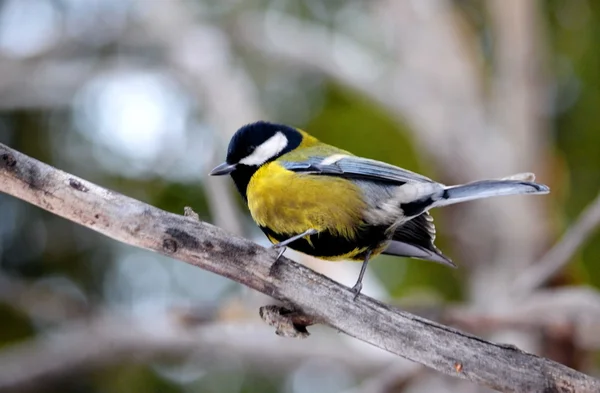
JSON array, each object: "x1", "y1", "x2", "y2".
[{"x1": 240, "y1": 131, "x2": 288, "y2": 166}]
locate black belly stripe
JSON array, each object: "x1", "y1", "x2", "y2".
[{"x1": 260, "y1": 224, "x2": 390, "y2": 260}]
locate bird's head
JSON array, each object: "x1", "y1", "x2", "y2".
[{"x1": 209, "y1": 121, "x2": 303, "y2": 176}]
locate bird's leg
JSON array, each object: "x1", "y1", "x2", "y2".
[
  {"x1": 271, "y1": 229, "x2": 318, "y2": 249},
  {"x1": 351, "y1": 250, "x2": 372, "y2": 300},
  {"x1": 275, "y1": 247, "x2": 286, "y2": 261},
  {"x1": 271, "y1": 229, "x2": 318, "y2": 262}
]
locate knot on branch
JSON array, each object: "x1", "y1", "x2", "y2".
[
  {"x1": 68, "y1": 178, "x2": 89, "y2": 193},
  {"x1": 259, "y1": 305, "x2": 315, "y2": 339},
  {"x1": 163, "y1": 238, "x2": 178, "y2": 253},
  {"x1": 184, "y1": 206, "x2": 200, "y2": 221},
  {"x1": 0, "y1": 152, "x2": 16, "y2": 169}
]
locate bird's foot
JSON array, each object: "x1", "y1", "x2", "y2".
[
  {"x1": 270, "y1": 244, "x2": 286, "y2": 262},
  {"x1": 350, "y1": 282, "x2": 362, "y2": 300}
]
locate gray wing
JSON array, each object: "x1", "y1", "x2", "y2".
[
  {"x1": 280, "y1": 155, "x2": 434, "y2": 185},
  {"x1": 382, "y1": 213, "x2": 455, "y2": 267}
]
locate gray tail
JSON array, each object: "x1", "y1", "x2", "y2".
[{"x1": 435, "y1": 176, "x2": 549, "y2": 208}]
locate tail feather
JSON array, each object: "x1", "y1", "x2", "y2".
[
  {"x1": 383, "y1": 240, "x2": 456, "y2": 267},
  {"x1": 435, "y1": 178, "x2": 549, "y2": 208}
]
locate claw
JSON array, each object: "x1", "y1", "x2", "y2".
[
  {"x1": 268, "y1": 229, "x2": 317, "y2": 260},
  {"x1": 274, "y1": 246, "x2": 286, "y2": 262},
  {"x1": 350, "y1": 282, "x2": 362, "y2": 300}
]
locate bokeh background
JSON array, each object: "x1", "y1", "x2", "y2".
[{"x1": 0, "y1": 0, "x2": 599, "y2": 392}]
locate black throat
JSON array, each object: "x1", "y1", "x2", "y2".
[{"x1": 230, "y1": 165, "x2": 258, "y2": 202}]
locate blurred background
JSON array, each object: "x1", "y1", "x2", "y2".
[{"x1": 0, "y1": 0, "x2": 599, "y2": 392}]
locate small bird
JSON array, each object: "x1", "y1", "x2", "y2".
[{"x1": 210, "y1": 121, "x2": 549, "y2": 298}]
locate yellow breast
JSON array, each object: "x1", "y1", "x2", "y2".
[{"x1": 247, "y1": 162, "x2": 366, "y2": 240}]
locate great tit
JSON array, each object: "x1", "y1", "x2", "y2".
[{"x1": 210, "y1": 121, "x2": 549, "y2": 297}]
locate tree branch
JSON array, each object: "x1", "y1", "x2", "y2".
[
  {"x1": 0, "y1": 313, "x2": 395, "y2": 392},
  {"x1": 1, "y1": 143, "x2": 598, "y2": 392},
  {"x1": 514, "y1": 193, "x2": 600, "y2": 295},
  {"x1": 446, "y1": 287, "x2": 600, "y2": 349}
]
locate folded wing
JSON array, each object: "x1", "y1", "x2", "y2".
[
  {"x1": 280, "y1": 155, "x2": 434, "y2": 185},
  {"x1": 382, "y1": 213, "x2": 455, "y2": 267}
]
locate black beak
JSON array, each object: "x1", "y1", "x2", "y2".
[{"x1": 209, "y1": 162, "x2": 237, "y2": 176}]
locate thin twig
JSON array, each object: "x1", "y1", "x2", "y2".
[
  {"x1": 446, "y1": 286, "x2": 600, "y2": 348},
  {"x1": 514, "y1": 193, "x2": 600, "y2": 295},
  {"x1": 0, "y1": 314, "x2": 394, "y2": 392},
  {"x1": 0, "y1": 274, "x2": 90, "y2": 322},
  {"x1": 341, "y1": 362, "x2": 421, "y2": 393}
]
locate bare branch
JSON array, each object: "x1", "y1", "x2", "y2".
[
  {"x1": 447, "y1": 287, "x2": 600, "y2": 350},
  {"x1": 0, "y1": 314, "x2": 394, "y2": 392},
  {"x1": 0, "y1": 273, "x2": 89, "y2": 322},
  {"x1": 514, "y1": 193, "x2": 600, "y2": 295},
  {"x1": 1, "y1": 143, "x2": 598, "y2": 392}
]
